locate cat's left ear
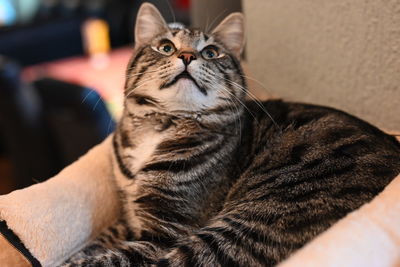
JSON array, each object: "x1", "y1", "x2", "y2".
[
  {"x1": 134, "y1": 3, "x2": 169, "y2": 48},
  {"x1": 212, "y1": 13, "x2": 245, "y2": 58}
]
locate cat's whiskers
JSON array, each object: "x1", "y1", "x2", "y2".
[
  {"x1": 204, "y1": 16, "x2": 210, "y2": 35},
  {"x1": 205, "y1": 9, "x2": 228, "y2": 33},
  {"x1": 204, "y1": 79, "x2": 242, "y2": 139},
  {"x1": 239, "y1": 74, "x2": 274, "y2": 96},
  {"x1": 201, "y1": 72, "x2": 257, "y2": 122},
  {"x1": 210, "y1": 71, "x2": 280, "y2": 128},
  {"x1": 228, "y1": 78, "x2": 274, "y2": 122},
  {"x1": 81, "y1": 90, "x2": 95, "y2": 105},
  {"x1": 230, "y1": 80, "x2": 281, "y2": 129},
  {"x1": 125, "y1": 66, "x2": 168, "y2": 90},
  {"x1": 125, "y1": 78, "x2": 159, "y2": 99},
  {"x1": 209, "y1": 79, "x2": 243, "y2": 139},
  {"x1": 225, "y1": 93, "x2": 243, "y2": 142},
  {"x1": 128, "y1": 65, "x2": 170, "y2": 78},
  {"x1": 208, "y1": 80, "x2": 246, "y2": 140},
  {"x1": 106, "y1": 117, "x2": 114, "y2": 135},
  {"x1": 164, "y1": 0, "x2": 176, "y2": 24},
  {"x1": 159, "y1": 67, "x2": 182, "y2": 80},
  {"x1": 128, "y1": 76, "x2": 159, "y2": 92}
]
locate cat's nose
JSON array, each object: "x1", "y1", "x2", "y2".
[{"x1": 178, "y1": 52, "x2": 196, "y2": 66}]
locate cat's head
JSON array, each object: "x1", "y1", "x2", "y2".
[{"x1": 125, "y1": 3, "x2": 246, "y2": 117}]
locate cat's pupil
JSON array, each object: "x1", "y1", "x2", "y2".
[
  {"x1": 163, "y1": 45, "x2": 172, "y2": 52},
  {"x1": 207, "y1": 50, "x2": 215, "y2": 58}
]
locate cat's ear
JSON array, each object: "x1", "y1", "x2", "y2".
[
  {"x1": 212, "y1": 13, "x2": 245, "y2": 58},
  {"x1": 135, "y1": 3, "x2": 169, "y2": 48}
]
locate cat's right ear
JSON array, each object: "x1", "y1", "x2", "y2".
[{"x1": 134, "y1": 3, "x2": 169, "y2": 48}]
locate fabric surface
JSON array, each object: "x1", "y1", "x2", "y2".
[
  {"x1": 0, "y1": 220, "x2": 41, "y2": 267},
  {"x1": 0, "y1": 136, "x2": 120, "y2": 267},
  {"x1": 0, "y1": 234, "x2": 31, "y2": 267}
]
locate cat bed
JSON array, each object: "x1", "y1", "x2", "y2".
[{"x1": 0, "y1": 135, "x2": 399, "y2": 267}]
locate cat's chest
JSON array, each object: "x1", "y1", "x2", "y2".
[
  {"x1": 113, "y1": 115, "x2": 203, "y2": 187},
  {"x1": 124, "y1": 130, "x2": 165, "y2": 173},
  {"x1": 111, "y1": 129, "x2": 163, "y2": 192}
]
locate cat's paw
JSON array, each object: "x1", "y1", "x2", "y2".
[{"x1": 61, "y1": 251, "x2": 130, "y2": 267}]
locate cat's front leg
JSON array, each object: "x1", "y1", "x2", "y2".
[
  {"x1": 63, "y1": 240, "x2": 164, "y2": 267},
  {"x1": 61, "y1": 219, "x2": 134, "y2": 266}
]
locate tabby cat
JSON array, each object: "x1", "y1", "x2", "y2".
[{"x1": 63, "y1": 3, "x2": 400, "y2": 266}]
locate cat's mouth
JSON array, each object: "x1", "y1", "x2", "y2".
[
  {"x1": 160, "y1": 70, "x2": 207, "y2": 96},
  {"x1": 176, "y1": 70, "x2": 195, "y2": 81}
]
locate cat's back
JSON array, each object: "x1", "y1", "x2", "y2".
[
  {"x1": 230, "y1": 99, "x2": 400, "y2": 215},
  {"x1": 243, "y1": 99, "x2": 400, "y2": 159},
  {"x1": 240, "y1": 100, "x2": 400, "y2": 182}
]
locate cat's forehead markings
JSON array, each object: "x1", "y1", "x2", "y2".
[
  {"x1": 196, "y1": 32, "x2": 213, "y2": 50},
  {"x1": 170, "y1": 33, "x2": 183, "y2": 50},
  {"x1": 171, "y1": 30, "x2": 196, "y2": 50},
  {"x1": 170, "y1": 29, "x2": 180, "y2": 37},
  {"x1": 166, "y1": 29, "x2": 214, "y2": 51},
  {"x1": 167, "y1": 31, "x2": 174, "y2": 39},
  {"x1": 157, "y1": 31, "x2": 174, "y2": 41}
]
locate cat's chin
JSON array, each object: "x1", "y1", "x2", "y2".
[
  {"x1": 176, "y1": 78, "x2": 196, "y2": 89},
  {"x1": 173, "y1": 77, "x2": 208, "y2": 96},
  {"x1": 170, "y1": 80, "x2": 204, "y2": 99}
]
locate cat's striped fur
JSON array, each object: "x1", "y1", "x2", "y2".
[{"x1": 63, "y1": 3, "x2": 400, "y2": 266}]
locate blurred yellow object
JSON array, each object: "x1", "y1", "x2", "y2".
[
  {"x1": 82, "y1": 18, "x2": 111, "y2": 69},
  {"x1": 82, "y1": 18, "x2": 111, "y2": 56}
]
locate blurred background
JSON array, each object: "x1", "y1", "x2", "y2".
[
  {"x1": 0, "y1": 0, "x2": 242, "y2": 194},
  {"x1": 0, "y1": 0, "x2": 398, "y2": 194}
]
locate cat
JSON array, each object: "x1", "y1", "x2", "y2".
[{"x1": 63, "y1": 3, "x2": 400, "y2": 267}]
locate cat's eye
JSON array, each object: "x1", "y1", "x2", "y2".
[
  {"x1": 158, "y1": 40, "x2": 176, "y2": 56},
  {"x1": 201, "y1": 46, "x2": 219, "y2": 59}
]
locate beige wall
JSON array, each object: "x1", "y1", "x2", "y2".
[{"x1": 243, "y1": 0, "x2": 400, "y2": 131}]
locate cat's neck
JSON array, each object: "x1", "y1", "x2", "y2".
[{"x1": 123, "y1": 100, "x2": 245, "y2": 134}]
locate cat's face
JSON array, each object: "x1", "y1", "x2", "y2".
[{"x1": 124, "y1": 3, "x2": 246, "y2": 116}]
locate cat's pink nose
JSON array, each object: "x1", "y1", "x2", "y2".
[{"x1": 178, "y1": 52, "x2": 196, "y2": 66}]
